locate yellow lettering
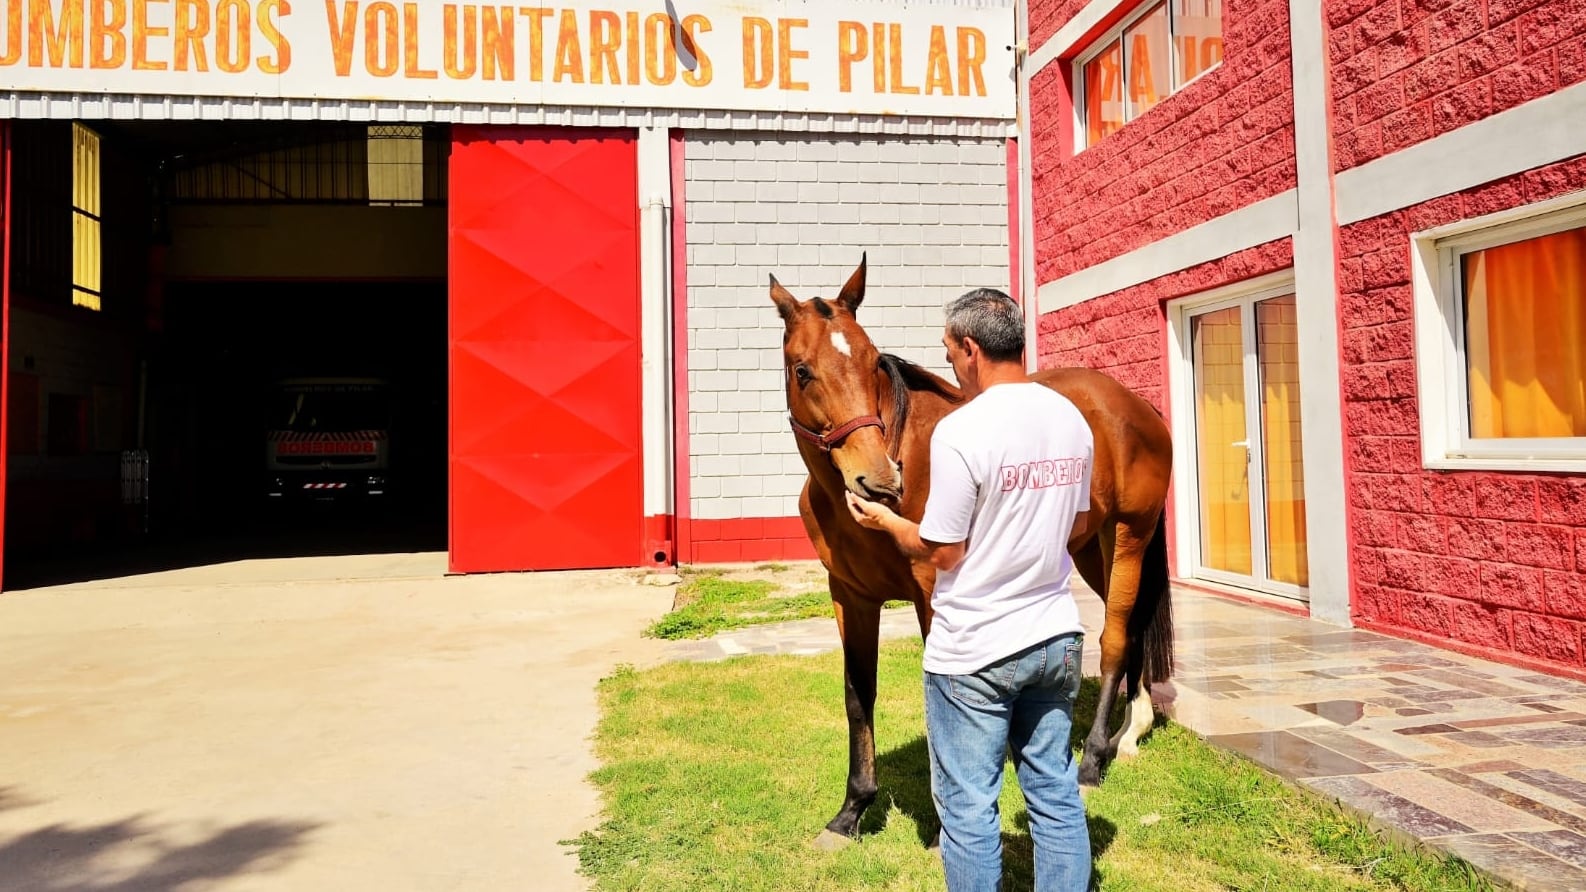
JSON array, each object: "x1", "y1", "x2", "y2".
[
  {"x1": 776, "y1": 17, "x2": 806, "y2": 91},
  {"x1": 680, "y1": 13, "x2": 709, "y2": 86},
  {"x1": 552, "y1": 7, "x2": 582, "y2": 82},
  {"x1": 955, "y1": 27, "x2": 985, "y2": 97},
  {"x1": 520, "y1": 6, "x2": 550, "y2": 81},
  {"x1": 836, "y1": 20, "x2": 865, "y2": 93},
  {"x1": 443, "y1": 4, "x2": 477, "y2": 79},
  {"x1": 741, "y1": 16, "x2": 770, "y2": 89},
  {"x1": 642, "y1": 11, "x2": 674, "y2": 85},
  {"x1": 587, "y1": 9, "x2": 618, "y2": 83},
  {"x1": 131, "y1": 0, "x2": 167, "y2": 70},
  {"x1": 256, "y1": 0, "x2": 288, "y2": 72},
  {"x1": 0, "y1": 0, "x2": 21, "y2": 65},
  {"x1": 326, "y1": 0, "x2": 358, "y2": 76},
  {"x1": 173, "y1": 0, "x2": 209, "y2": 72},
  {"x1": 364, "y1": 0, "x2": 397, "y2": 76},
  {"x1": 89, "y1": 0, "x2": 126, "y2": 68},
  {"x1": 887, "y1": 23, "x2": 916, "y2": 94},
  {"x1": 30, "y1": 0, "x2": 84, "y2": 68},
  {"x1": 924, "y1": 24, "x2": 952, "y2": 95},
  {"x1": 215, "y1": 0, "x2": 248, "y2": 72},
  {"x1": 481, "y1": 6, "x2": 510, "y2": 80},
  {"x1": 403, "y1": 2, "x2": 435, "y2": 77}
]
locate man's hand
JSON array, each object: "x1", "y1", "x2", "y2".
[
  {"x1": 846, "y1": 490, "x2": 966, "y2": 572},
  {"x1": 845, "y1": 491, "x2": 896, "y2": 531}
]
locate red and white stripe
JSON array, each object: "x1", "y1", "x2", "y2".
[{"x1": 302, "y1": 482, "x2": 349, "y2": 490}]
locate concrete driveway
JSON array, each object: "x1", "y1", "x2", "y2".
[{"x1": 0, "y1": 553, "x2": 676, "y2": 891}]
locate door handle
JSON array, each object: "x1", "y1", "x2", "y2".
[{"x1": 1231, "y1": 439, "x2": 1250, "y2": 448}]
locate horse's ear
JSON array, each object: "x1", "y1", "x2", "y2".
[
  {"x1": 769, "y1": 274, "x2": 798, "y2": 323},
  {"x1": 836, "y1": 253, "x2": 866, "y2": 315}
]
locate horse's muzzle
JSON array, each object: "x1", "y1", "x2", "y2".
[{"x1": 853, "y1": 476, "x2": 903, "y2": 507}]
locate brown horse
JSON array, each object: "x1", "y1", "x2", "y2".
[{"x1": 770, "y1": 256, "x2": 1175, "y2": 848}]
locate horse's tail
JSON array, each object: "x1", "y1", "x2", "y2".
[{"x1": 1129, "y1": 510, "x2": 1174, "y2": 686}]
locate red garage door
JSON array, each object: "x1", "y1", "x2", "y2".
[{"x1": 448, "y1": 127, "x2": 642, "y2": 572}]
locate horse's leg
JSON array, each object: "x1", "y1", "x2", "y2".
[
  {"x1": 1071, "y1": 536, "x2": 1107, "y2": 600},
  {"x1": 1111, "y1": 512, "x2": 1172, "y2": 760},
  {"x1": 1078, "y1": 522, "x2": 1151, "y2": 788},
  {"x1": 816, "y1": 587, "x2": 882, "y2": 849}
]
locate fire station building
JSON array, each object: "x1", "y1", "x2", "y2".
[
  {"x1": 8, "y1": 0, "x2": 1586, "y2": 681},
  {"x1": 0, "y1": 0, "x2": 1020, "y2": 583},
  {"x1": 1024, "y1": 0, "x2": 1586, "y2": 675}
]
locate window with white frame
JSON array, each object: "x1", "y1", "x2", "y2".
[
  {"x1": 1076, "y1": 0, "x2": 1223, "y2": 147},
  {"x1": 1414, "y1": 197, "x2": 1586, "y2": 469}
]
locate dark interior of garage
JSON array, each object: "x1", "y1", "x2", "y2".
[{"x1": 4, "y1": 120, "x2": 450, "y2": 588}]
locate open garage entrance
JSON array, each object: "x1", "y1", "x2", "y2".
[{"x1": 4, "y1": 121, "x2": 450, "y2": 588}]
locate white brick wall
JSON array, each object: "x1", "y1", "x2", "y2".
[{"x1": 684, "y1": 133, "x2": 1010, "y2": 521}]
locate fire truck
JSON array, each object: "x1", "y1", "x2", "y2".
[{"x1": 265, "y1": 377, "x2": 392, "y2": 501}]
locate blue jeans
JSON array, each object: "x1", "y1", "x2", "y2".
[{"x1": 924, "y1": 633, "x2": 1090, "y2": 892}]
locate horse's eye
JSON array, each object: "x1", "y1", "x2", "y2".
[{"x1": 794, "y1": 364, "x2": 813, "y2": 386}]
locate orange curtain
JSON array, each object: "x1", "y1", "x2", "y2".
[
  {"x1": 1465, "y1": 228, "x2": 1586, "y2": 438},
  {"x1": 1257, "y1": 296, "x2": 1308, "y2": 587},
  {"x1": 1125, "y1": 4, "x2": 1170, "y2": 115},
  {"x1": 1193, "y1": 308, "x2": 1253, "y2": 575},
  {"x1": 1084, "y1": 42, "x2": 1124, "y2": 145}
]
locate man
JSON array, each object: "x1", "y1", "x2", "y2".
[{"x1": 845, "y1": 288, "x2": 1093, "y2": 892}]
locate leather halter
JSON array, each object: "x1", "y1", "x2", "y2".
[{"x1": 789, "y1": 414, "x2": 886, "y2": 453}]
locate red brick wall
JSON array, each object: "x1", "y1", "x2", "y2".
[
  {"x1": 1031, "y1": 0, "x2": 1094, "y2": 52},
  {"x1": 1037, "y1": 238, "x2": 1294, "y2": 410},
  {"x1": 1029, "y1": 0, "x2": 1297, "y2": 285},
  {"x1": 1330, "y1": 0, "x2": 1586, "y2": 172},
  {"x1": 685, "y1": 517, "x2": 816, "y2": 564},
  {"x1": 1343, "y1": 153, "x2": 1586, "y2": 670}
]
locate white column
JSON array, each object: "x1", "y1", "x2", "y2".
[
  {"x1": 1289, "y1": 0, "x2": 1352, "y2": 626},
  {"x1": 637, "y1": 124, "x2": 674, "y2": 523}
]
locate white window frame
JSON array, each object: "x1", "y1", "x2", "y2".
[
  {"x1": 1166, "y1": 270, "x2": 1309, "y2": 603},
  {"x1": 1073, "y1": 0, "x2": 1222, "y2": 153},
  {"x1": 1411, "y1": 189, "x2": 1586, "y2": 472}
]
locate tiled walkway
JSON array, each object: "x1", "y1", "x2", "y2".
[{"x1": 661, "y1": 582, "x2": 1586, "y2": 891}]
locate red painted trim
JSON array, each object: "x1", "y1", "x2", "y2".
[
  {"x1": 0, "y1": 123, "x2": 10, "y2": 591},
  {"x1": 687, "y1": 517, "x2": 816, "y2": 564},
  {"x1": 1007, "y1": 137, "x2": 1020, "y2": 306},
  {"x1": 1355, "y1": 618, "x2": 1586, "y2": 686},
  {"x1": 1056, "y1": 57, "x2": 1078, "y2": 166},
  {"x1": 669, "y1": 129, "x2": 693, "y2": 565},
  {"x1": 644, "y1": 515, "x2": 673, "y2": 567}
]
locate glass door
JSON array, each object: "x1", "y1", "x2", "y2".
[{"x1": 1187, "y1": 292, "x2": 1309, "y2": 597}]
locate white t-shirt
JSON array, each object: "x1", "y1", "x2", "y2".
[{"x1": 917, "y1": 381, "x2": 1094, "y2": 675}]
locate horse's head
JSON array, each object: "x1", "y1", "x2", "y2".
[{"x1": 770, "y1": 254, "x2": 904, "y2": 506}]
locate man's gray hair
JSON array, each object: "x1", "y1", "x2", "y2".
[{"x1": 944, "y1": 288, "x2": 1024, "y2": 362}]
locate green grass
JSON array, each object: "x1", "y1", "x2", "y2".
[
  {"x1": 645, "y1": 576, "x2": 911, "y2": 640},
  {"x1": 567, "y1": 638, "x2": 1495, "y2": 891},
  {"x1": 644, "y1": 578, "x2": 837, "y2": 639}
]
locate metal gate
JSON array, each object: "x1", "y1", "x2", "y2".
[{"x1": 447, "y1": 127, "x2": 642, "y2": 572}]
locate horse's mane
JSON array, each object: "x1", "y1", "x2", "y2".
[{"x1": 877, "y1": 352, "x2": 963, "y2": 455}]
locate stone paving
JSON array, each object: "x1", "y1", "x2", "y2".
[{"x1": 661, "y1": 578, "x2": 1586, "y2": 891}]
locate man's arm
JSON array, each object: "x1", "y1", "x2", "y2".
[
  {"x1": 846, "y1": 493, "x2": 967, "y2": 572},
  {"x1": 1069, "y1": 510, "x2": 1091, "y2": 546}
]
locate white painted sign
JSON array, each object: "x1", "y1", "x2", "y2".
[{"x1": 0, "y1": 0, "x2": 1016, "y2": 118}]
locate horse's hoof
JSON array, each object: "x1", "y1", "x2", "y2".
[
  {"x1": 1115, "y1": 743, "x2": 1140, "y2": 760},
  {"x1": 813, "y1": 829, "x2": 854, "y2": 852},
  {"x1": 928, "y1": 830, "x2": 941, "y2": 851}
]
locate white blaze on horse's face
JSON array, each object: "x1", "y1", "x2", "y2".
[{"x1": 831, "y1": 331, "x2": 852, "y2": 357}]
